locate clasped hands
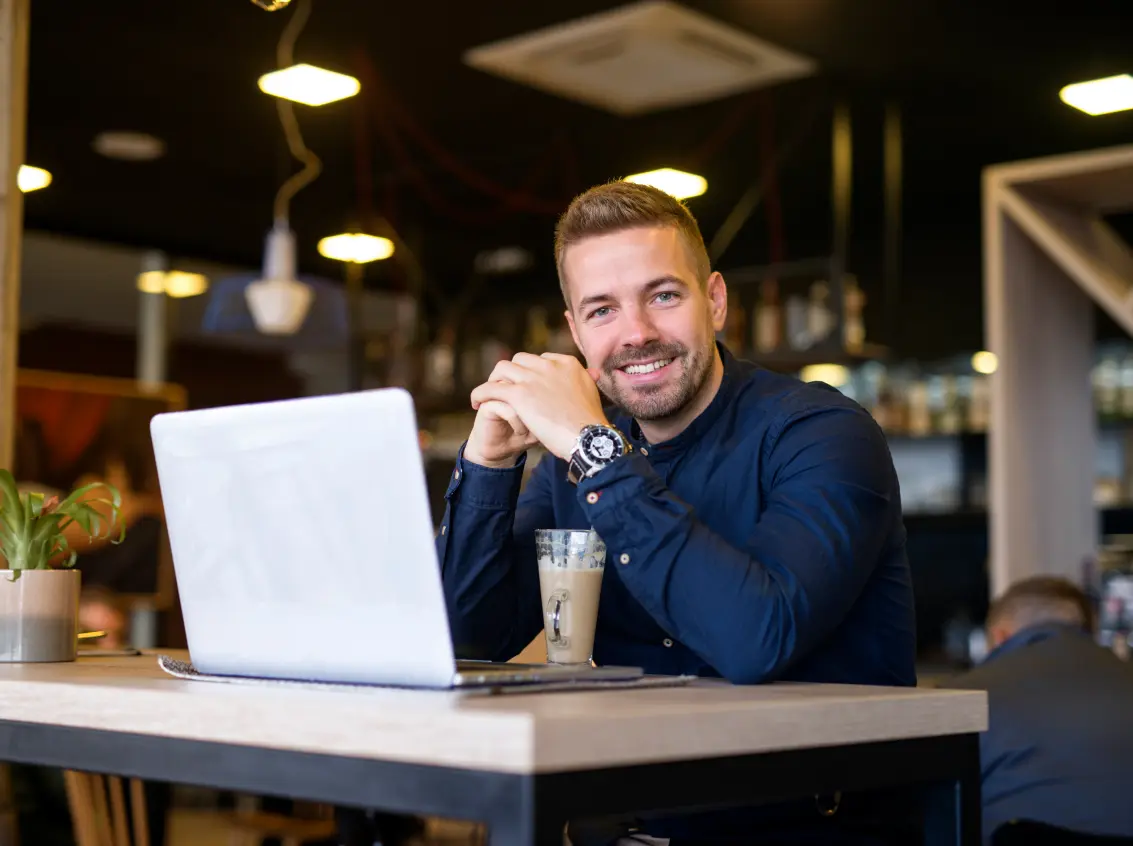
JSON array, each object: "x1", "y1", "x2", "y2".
[{"x1": 463, "y1": 353, "x2": 610, "y2": 469}]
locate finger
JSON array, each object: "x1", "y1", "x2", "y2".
[
  {"x1": 480, "y1": 400, "x2": 529, "y2": 437},
  {"x1": 487, "y1": 359, "x2": 530, "y2": 385},
  {"x1": 470, "y1": 378, "x2": 512, "y2": 410},
  {"x1": 511, "y1": 351, "x2": 549, "y2": 371},
  {"x1": 470, "y1": 380, "x2": 517, "y2": 408}
]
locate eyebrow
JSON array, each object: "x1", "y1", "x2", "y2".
[{"x1": 576, "y1": 275, "x2": 689, "y2": 312}]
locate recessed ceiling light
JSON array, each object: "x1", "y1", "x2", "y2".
[
  {"x1": 1059, "y1": 74, "x2": 1133, "y2": 116},
  {"x1": 93, "y1": 132, "x2": 166, "y2": 161},
  {"x1": 18, "y1": 165, "x2": 51, "y2": 192},
  {"x1": 258, "y1": 64, "x2": 360, "y2": 106},
  {"x1": 971, "y1": 351, "x2": 998, "y2": 375},
  {"x1": 799, "y1": 364, "x2": 850, "y2": 387},
  {"x1": 318, "y1": 233, "x2": 394, "y2": 263},
  {"x1": 137, "y1": 270, "x2": 209, "y2": 298},
  {"x1": 625, "y1": 168, "x2": 707, "y2": 200}
]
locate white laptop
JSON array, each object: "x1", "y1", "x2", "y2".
[{"x1": 149, "y1": 388, "x2": 642, "y2": 690}]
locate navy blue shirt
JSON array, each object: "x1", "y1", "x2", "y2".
[{"x1": 437, "y1": 344, "x2": 916, "y2": 687}]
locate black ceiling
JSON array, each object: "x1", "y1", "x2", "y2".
[{"x1": 23, "y1": 0, "x2": 1133, "y2": 359}]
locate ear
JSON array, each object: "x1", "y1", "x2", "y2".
[
  {"x1": 565, "y1": 309, "x2": 582, "y2": 354},
  {"x1": 987, "y1": 624, "x2": 1013, "y2": 651},
  {"x1": 706, "y1": 272, "x2": 727, "y2": 333}
]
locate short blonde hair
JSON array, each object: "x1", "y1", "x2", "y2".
[{"x1": 554, "y1": 181, "x2": 711, "y2": 306}]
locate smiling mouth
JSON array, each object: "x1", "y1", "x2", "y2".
[{"x1": 620, "y1": 358, "x2": 674, "y2": 375}]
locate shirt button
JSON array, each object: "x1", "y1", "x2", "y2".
[
  {"x1": 663, "y1": 638, "x2": 674, "y2": 648},
  {"x1": 454, "y1": 469, "x2": 461, "y2": 480},
  {"x1": 640, "y1": 447, "x2": 649, "y2": 456},
  {"x1": 441, "y1": 525, "x2": 447, "y2": 535},
  {"x1": 586, "y1": 492, "x2": 599, "y2": 505},
  {"x1": 619, "y1": 553, "x2": 630, "y2": 565}
]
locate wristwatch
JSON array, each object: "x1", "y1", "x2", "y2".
[{"x1": 567, "y1": 423, "x2": 632, "y2": 485}]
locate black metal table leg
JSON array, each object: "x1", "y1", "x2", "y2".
[{"x1": 923, "y1": 773, "x2": 982, "y2": 846}]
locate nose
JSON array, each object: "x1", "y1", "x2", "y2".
[{"x1": 622, "y1": 304, "x2": 659, "y2": 348}]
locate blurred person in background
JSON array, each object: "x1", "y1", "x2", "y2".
[
  {"x1": 948, "y1": 576, "x2": 1133, "y2": 842},
  {"x1": 67, "y1": 446, "x2": 164, "y2": 592}
]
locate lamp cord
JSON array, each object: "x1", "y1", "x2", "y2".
[{"x1": 272, "y1": 0, "x2": 321, "y2": 226}]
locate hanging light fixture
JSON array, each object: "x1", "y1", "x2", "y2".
[
  {"x1": 244, "y1": 0, "x2": 322, "y2": 335},
  {"x1": 245, "y1": 223, "x2": 313, "y2": 333}
]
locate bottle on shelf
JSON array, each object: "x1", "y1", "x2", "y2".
[
  {"x1": 906, "y1": 380, "x2": 931, "y2": 437},
  {"x1": 843, "y1": 276, "x2": 866, "y2": 353},
  {"x1": 938, "y1": 375, "x2": 963, "y2": 435},
  {"x1": 967, "y1": 374, "x2": 989, "y2": 432},
  {"x1": 1120, "y1": 353, "x2": 1133, "y2": 418},
  {"x1": 807, "y1": 280, "x2": 835, "y2": 347},
  {"x1": 753, "y1": 279, "x2": 781, "y2": 353},
  {"x1": 785, "y1": 294, "x2": 810, "y2": 350}
]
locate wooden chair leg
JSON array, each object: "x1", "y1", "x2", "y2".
[
  {"x1": 128, "y1": 779, "x2": 151, "y2": 846},
  {"x1": 91, "y1": 774, "x2": 115, "y2": 846},
  {"x1": 107, "y1": 777, "x2": 129, "y2": 846},
  {"x1": 64, "y1": 771, "x2": 102, "y2": 846}
]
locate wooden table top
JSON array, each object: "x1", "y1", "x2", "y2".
[{"x1": 0, "y1": 652, "x2": 987, "y2": 774}]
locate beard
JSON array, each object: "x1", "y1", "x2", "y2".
[{"x1": 596, "y1": 336, "x2": 714, "y2": 422}]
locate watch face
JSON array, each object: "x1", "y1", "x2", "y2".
[{"x1": 582, "y1": 427, "x2": 623, "y2": 462}]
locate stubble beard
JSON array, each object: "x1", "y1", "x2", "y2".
[{"x1": 597, "y1": 337, "x2": 714, "y2": 422}]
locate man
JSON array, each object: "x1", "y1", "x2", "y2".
[
  {"x1": 948, "y1": 576, "x2": 1133, "y2": 842},
  {"x1": 435, "y1": 181, "x2": 916, "y2": 841},
  {"x1": 438, "y1": 179, "x2": 914, "y2": 686}
]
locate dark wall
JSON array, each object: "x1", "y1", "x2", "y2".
[{"x1": 18, "y1": 324, "x2": 304, "y2": 408}]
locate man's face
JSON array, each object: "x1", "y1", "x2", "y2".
[{"x1": 563, "y1": 225, "x2": 727, "y2": 421}]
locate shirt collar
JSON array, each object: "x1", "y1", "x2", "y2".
[
  {"x1": 615, "y1": 342, "x2": 741, "y2": 453},
  {"x1": 980, "y1": 621, "x2": 1089, "y2": 664}
]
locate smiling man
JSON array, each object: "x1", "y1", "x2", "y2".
[
  {"x1": 435, "y1": 181, "x2": 916, "y2": 842},
  {"x1": 437, "y1": 179, "x2": 915, "y2": 693}
]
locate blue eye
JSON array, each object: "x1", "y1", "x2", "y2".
[
  {"x1": 654, "y1": 291, "x2": 679, "y2": 304},
  {"x1": 589, "y1": 306, "x2": 611, "y2": 320}
]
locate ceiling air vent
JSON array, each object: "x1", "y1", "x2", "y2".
[{"x1": 463, "y1": 0, "x2": 816, "y2": 117}]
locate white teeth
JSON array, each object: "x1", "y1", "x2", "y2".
[{"x1": 624, "y1": 358, "x2": 673, "y2": 375}]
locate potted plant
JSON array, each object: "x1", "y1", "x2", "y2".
[{"x1": 0, "y1": 469, "x2": 124, "y2": 662}]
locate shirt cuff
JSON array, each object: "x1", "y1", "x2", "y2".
[
  {"x1": 576, "y1": 451, "x2": 666, "y2": 534},
  {"x1": 446, "y1": 442, "x2": 528, "y2": 510}
]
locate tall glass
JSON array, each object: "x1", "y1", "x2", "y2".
[{"x1": 535, "y1": 529, "x2": 606, "y2": 665}]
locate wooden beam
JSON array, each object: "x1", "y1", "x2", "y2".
[
  {"x1": 983, "y1": 144, "x2": 1133, "y2": 594},
  {"x1": 0, "y1": 0, "x2": 29, "y2": 474}
]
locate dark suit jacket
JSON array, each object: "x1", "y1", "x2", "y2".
[{"x1": 947, "y1": 623, "x2": 1133, "y2": 842}]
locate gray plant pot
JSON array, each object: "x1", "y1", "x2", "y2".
[{"x1": 0, "y1": 569, "x2": 80, "y2": 662}]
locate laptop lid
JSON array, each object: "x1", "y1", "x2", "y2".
[{"x1": 150, "y1": 388, "x2": 459, "y2": 689}]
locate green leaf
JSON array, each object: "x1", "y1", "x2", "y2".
[
  {"x1": 0, "y1": 473, "x2": 127, "y2": 570},
  {"x1": 0, "y1": 470, "x2": 24, "y2": 537},
  {"x1": 56, "y1": 482, "x2": 121, "y2": 514}
]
